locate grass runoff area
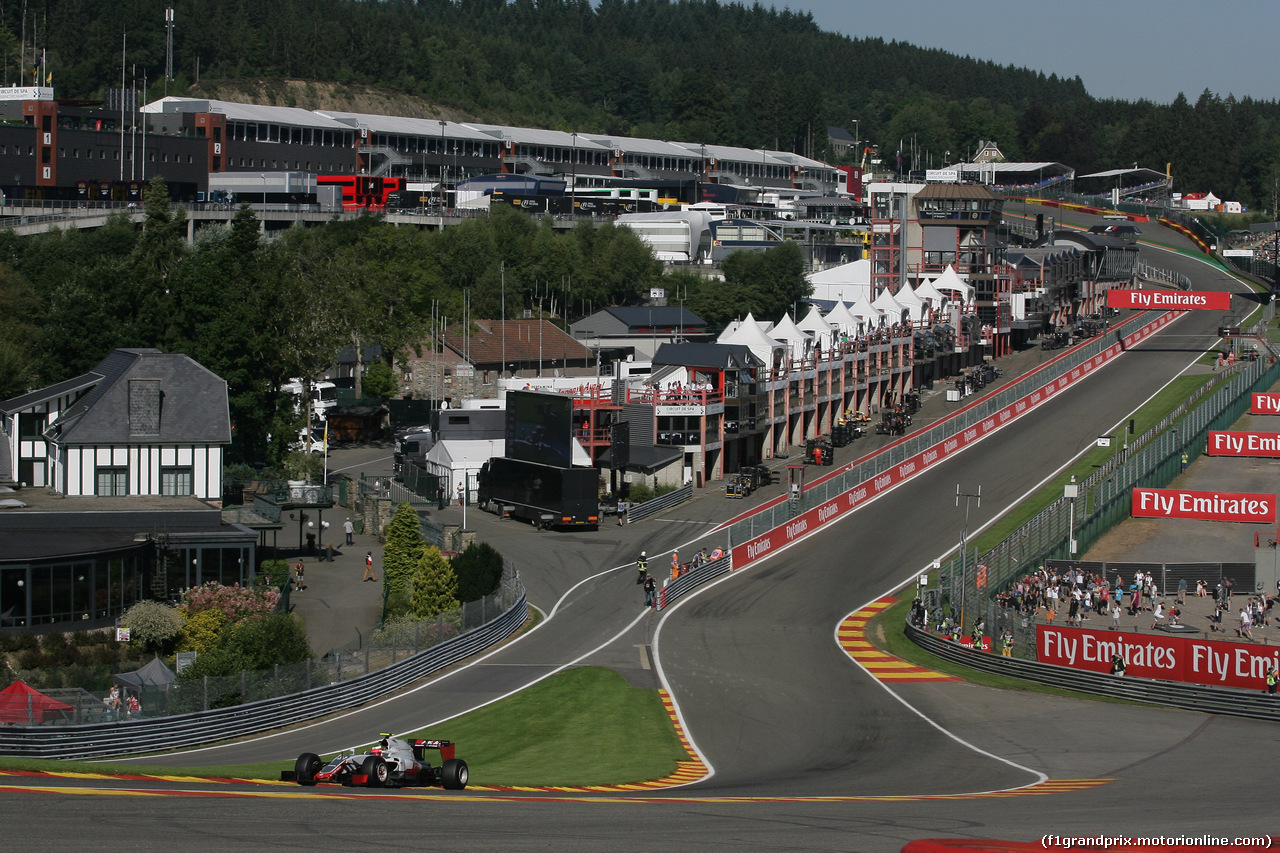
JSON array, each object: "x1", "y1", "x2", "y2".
[{"x1": 0, "y1": 667, "x2": 689, "y2": 787}]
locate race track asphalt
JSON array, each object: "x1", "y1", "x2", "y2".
[{"x1": 7, "y1": 218, "x2": 1277, "y2": 852}]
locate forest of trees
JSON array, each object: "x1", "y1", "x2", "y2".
[{"x1": 5, "y1": 0, "x2": 1280, "y2": 210}]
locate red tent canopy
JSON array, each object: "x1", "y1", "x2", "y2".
[{"x1": 0, "y1": 680, "x2": 74, "y2": 724}]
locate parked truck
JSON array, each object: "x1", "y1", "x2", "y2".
[{"x1": 476, "y1": 457, "x2": 599, "y2": 530}]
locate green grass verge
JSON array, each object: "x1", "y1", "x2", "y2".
[{"x1": 0, "y1": 667, "x2": 689, "y2": 787}]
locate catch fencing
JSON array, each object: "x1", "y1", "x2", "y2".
[{"x1": 936, "y1": 353, "x2": 1280, "y2": 648}]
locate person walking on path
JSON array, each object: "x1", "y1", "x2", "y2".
[
  {"x1": 636, "y1": 551, "x2": 648, "y2": 585},
  {"x1": 344, "y1": 518, "x2": 355, "y2": 546},
  {"x1": 363, "y1": 552, "x2": 377, "y2": 582}
]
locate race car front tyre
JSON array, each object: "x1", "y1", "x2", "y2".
[
  {"x1": 361, "y1": 756, "x2": 389, "y2": 788},
  {"x1": 440, "y1": 758, "x2": 469, "y2": 790},
  {"x1": 295, "y1": 752, "x2": 322, "y2": 786}
]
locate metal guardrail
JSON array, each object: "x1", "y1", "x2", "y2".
[
  {"x1": 627, "y1": 483, "x2": 694, "y2": 523},
  {"x1": 906, "y1": 621, "x2": 1280, "y2": 722},
  {"x1": 656, "y1": 556, "x2": 732, "y2": 611},
  {"x1": 0, "y1": 588, "x2": 528, "y2": 760}
]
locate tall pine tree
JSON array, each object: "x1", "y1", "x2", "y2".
[
  {"x1": 381, "y1": 503, "x2": 425, "y2": 597},
  {"x1": 410, "y1": 546, "x2": 459, "y2": 619}
]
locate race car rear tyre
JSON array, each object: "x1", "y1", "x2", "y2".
[
  {"x1": 440, "y1": 758, "x2": 469, "y2": 790},
  {"x1": 361, "y1": 756, "x2": 389, "y2": 788},
  {"x1": 295, "y1": 752, "x2": 322, "y2": 786}
]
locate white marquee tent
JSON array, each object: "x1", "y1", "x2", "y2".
[
  {"x1": 718, "y1": 313, "x2": 787, "y2": 368},
  {"x1": 796, "y1": 306, "x2": 837, "y2": 350},
  {"x1": 806, "y1": 259, "x2": 872, "y2": 305}
]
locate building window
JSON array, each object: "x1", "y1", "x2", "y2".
[
  {"x1": 161, "y1": 467, "x2": 193, "y2": 496},
  {"x1": 18, "y1": 411, "x2": 46, "y2": 438},
  {"x1": 96, "y1": 467, "x2": 128, "y2": 496}
]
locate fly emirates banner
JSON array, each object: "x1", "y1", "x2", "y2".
[
  {"x1": 1105, "y1": 290, "x2": 1231, "y2": 311},
  {"x1": 1038, "y1": 625, "x2": 1280, "y2": 690},
  {"x1": 1130, "y1": 487, "x2": 1274, "y2": 523}
]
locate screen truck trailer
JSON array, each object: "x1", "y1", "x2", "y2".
[{"x1": 477, "y1": 458, "x2": 599, "y2": 530}]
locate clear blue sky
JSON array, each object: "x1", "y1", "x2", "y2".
[{"x1": 775, "y1": 0, "x2": 1278, "y2": 104}]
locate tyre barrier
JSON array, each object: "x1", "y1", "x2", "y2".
[
  {"x1": 0, "y1": 592, "x2": 528, "y2": 760},
  {"x1": 905, "y1": 620, "x2": 1280, "y2": 722}
]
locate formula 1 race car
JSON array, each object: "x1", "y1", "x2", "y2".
[{"x1": 287, "y1": 733, "x2": 469, "y2": 790}]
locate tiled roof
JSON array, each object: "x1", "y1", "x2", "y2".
[{"x1": 444, "y1": 319, "x2": 594, "y2": 367}]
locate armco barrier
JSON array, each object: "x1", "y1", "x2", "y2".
[
  {"x1": 0, "y1": 591, "x2": 528, "y2": 760},
  {"x1": 628, "y1": 483, "x2": 695, "y2": 523},
  {"x1": 727, "y1": 310, "x2": 1182, "y2": 570},
  {"x1": 656, "y1": 555, "x2": 732, "y2": 610},
  {"x1": 905, "y1": 620, "x2": 1280, "y2": 722}
]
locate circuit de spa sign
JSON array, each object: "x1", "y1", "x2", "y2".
[
  {"x1": 1130, "y1": 487, "x2": 1274, "y2": 523},
  {"x1": 1105, "y1": 290, "x2": 1231, "y2": 311},
  {"x1": 1037, "y1": 625, "x2": 1280, "y2": 691}
]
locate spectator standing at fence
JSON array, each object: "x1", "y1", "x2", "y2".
[
  {"x1": 1000, "y1": 630, "x2": 1013, "y2": 657},
  {"x1": 643, "y1": 574, "x2": 658, "y2": 607},
  {"x1": 1181, "y1": 452, "x2": 1189, "y2": 473}
]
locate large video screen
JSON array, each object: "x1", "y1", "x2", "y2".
[{"x1": 505, "y1": 390, "x2": 574, "y2": 469}]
